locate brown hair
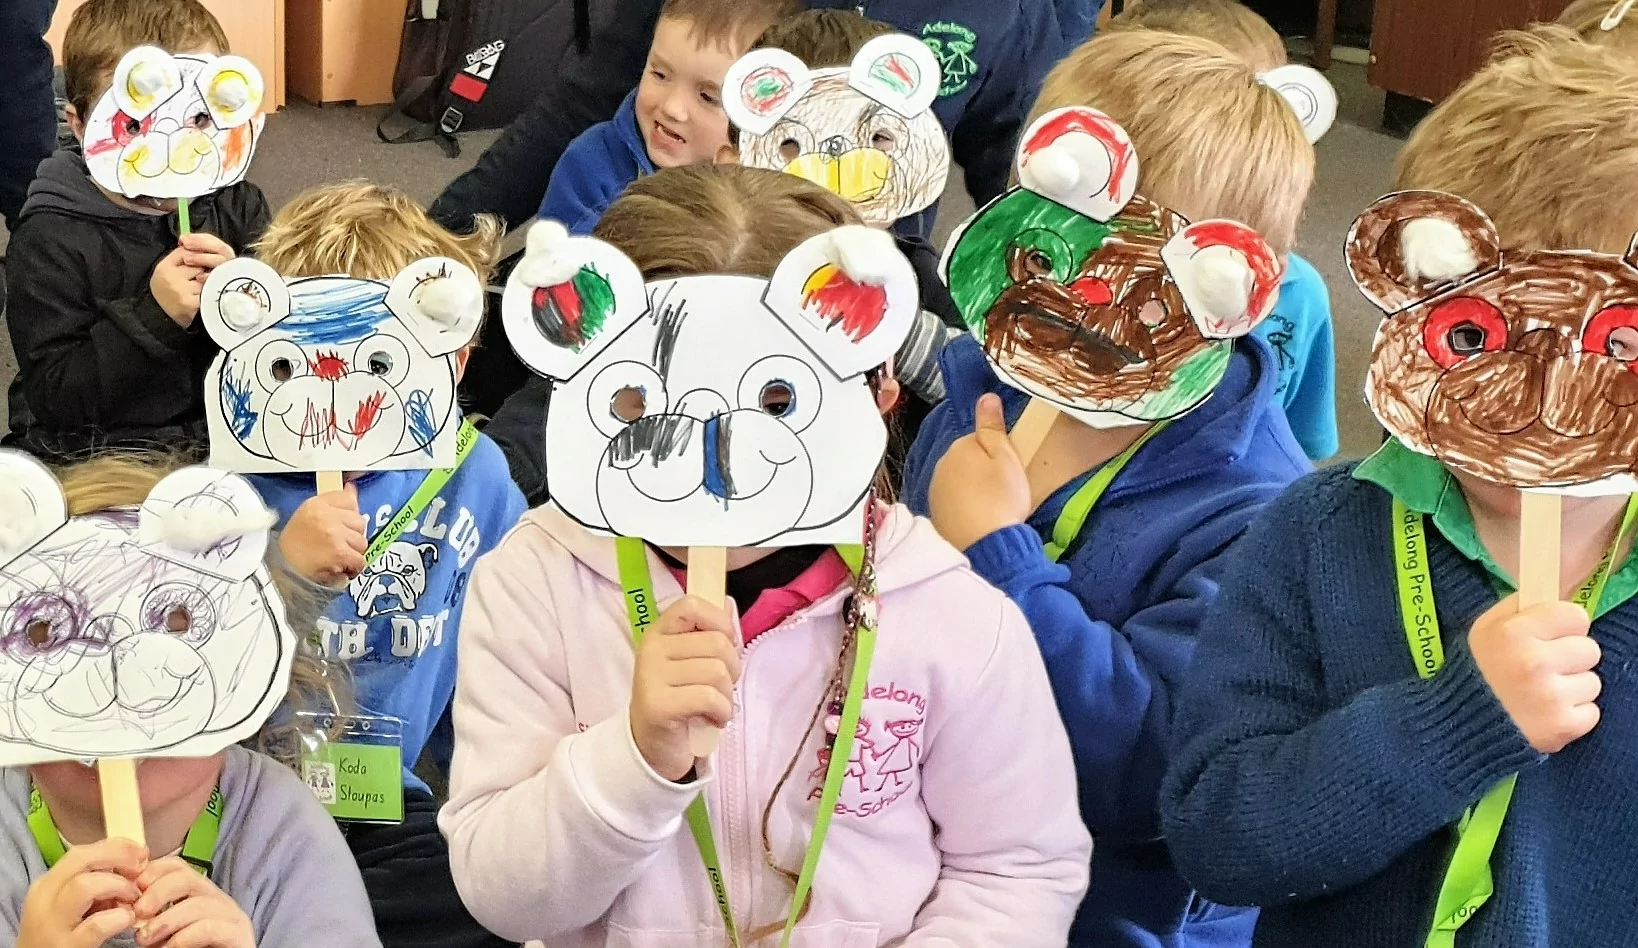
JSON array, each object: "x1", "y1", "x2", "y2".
[
  {"x1": 63, "y1": 0, "x2": 232, "y2": 121},
  {"x1": 659, "y1": 0, "x2": 803, "y2": 53},
  {"x1": 1034, "y1": 30, "x2": 1313, "y2": 254},
  {"x1": 593, "y1": 163, "x2": 861, "y2": 277},
  {"x1": 1105, "y1": 0, "x2": 1287, "y2": 72},
  {"x1": 254, "y1": 180, "x2": 503, "y2": 283},
  {"x1": 1557, "y1": 0, "x2": 1638, "y2": 50},
  {"x1": 753, "y1": 9, "x2": 897, "y2": 66},
  {"x1": 1396, "y1": 26, "x2": 1638, "y2": 254},
  {"x1": 54, "y1": 452, "x2": 351, "y2": 771}
]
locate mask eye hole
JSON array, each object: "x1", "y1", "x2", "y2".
[
  {"x1": 26, "y1": 620, "x2": 52, "y2": 647},
  {"x1": 778, "y1": 138, "x2": 802, "y2": 162},
  {"x1": 1583, "y1": 304, "x2": 1638, "y2": 374},
  {"x1": 759, "y1": 380, "x2": 795, "y2": 417},
  {"x1": 123, "y1": 116, "x2": 142, "y2": 137},
  {"x1": 870, "y1": 129, "x2": 897, "y2": 152},
  {"x1": 611, "y1": 385, "x2": 647, "y2": 423},
  {"x1": 270, "y1": 358, "x2": 295, "y2": 382},
  {"x1": 142, "y1": 584, "x2": 215, "y2": 644},
  {"x1": 1421, "y1": 297, "x2": 1507, "y2": 370},
  {"x1": 191, "y1": 110, "x2": 212, "y2": 130},
  {"x1": 367, "y1": 351, "x2": 395, "y2": 376},
  {"x1": 737, "y1": 356, "x2": 822, "y2": 432},
  {"x1": 164, "y1": 606, "x2": 191, "y2": 633}
]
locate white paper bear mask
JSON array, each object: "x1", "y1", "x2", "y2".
[
  {"x1": 83, "y1": 46, "x2": 265, "y2": 200},
  {"x1": 503, "y1": 222, "x2": 918, "y2": 547},
  {"x1": 0, "y1": 452, "x2": 292, "y2": 765},
  {"x1": 201, "y1": 257, "x2": 483, "y2": 473}
]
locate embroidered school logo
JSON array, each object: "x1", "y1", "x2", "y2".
[
  {"x1": 920, "y1": 22, "x2": 977, "y2": 97},
  {"x1": 808, "y1": 681, "x2": 927, "y2": 817}
]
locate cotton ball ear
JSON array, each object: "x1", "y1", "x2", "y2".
[
  {"x1": 1022, "y1": 144, "x2": 1083, "y2": 197},
  {"x1": 211, "y1": 74, "x2": 250, "y2": 112},
  {"x1": 1400, "y1": 217, "x2": 1480, "y2": 284},
  {"x1": 142, "y1": 501, "x2": 276, "y2": 552},
  {"x1": 1189, "y1": 247, "x2": 1255, "y2": 324},
  {"x1": 824, "y1": 226, "x2": 899, "y2": 285},
  {"x1": 416, "y1": 269, "x2": 483, "y2": 328},
  {"x1": 516, "y1": 220, "x2": 579, "y2": 288},
  {"x1": 128, "y1": 60, "x2": 170, "y2": 98},
  {"x1": 218, "y1": 291, "x2": 268, "y2": 331}
]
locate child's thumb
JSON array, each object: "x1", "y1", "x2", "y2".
[{"x1": 972, "y1": 394, "x2": 1018, "y2": 459}]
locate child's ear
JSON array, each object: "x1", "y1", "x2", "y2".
[
  {"x1": 65, "y1": 103, "x2": 85, "y2": 142},
  {"x1": 714, "y1": 143, "x2": 740, "y2": 165},
  {"x1": 1347, "y1": 190, "x2": 1501, "y2": 315},
  {"x1": 875, "y1": 375, "x2": 901, "y2": 415},
  {"x1": 453, "y1": 346, "x2": 472, "y2": 381}
]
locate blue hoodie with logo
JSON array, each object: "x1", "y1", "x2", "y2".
[
  {"x1": 902, "y1": 335, "x2": 1311, "y2": 948},
  {"x1": 538, "y1": 89, "x2": 654, "y2": 236},
  {"x1": 250, "y1": 434, "x2": 526, "y2": 796}
]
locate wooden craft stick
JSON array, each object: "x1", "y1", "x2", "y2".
[
  {"x1": 1518, "y1": 491, "x2": 1562, "y2": 609},
  {"x1": 316, "y1": 471, "x2": 345, "y2": 494},
  {"x1": 98, "y1": 758, "x2": 146, "y2": 845},
  {"x1": 1010, "y1": 398, "x2": 1060, "y2": 464},
  {"x1": 686, "y1": 546, "x2": 729, "y2": 757}
]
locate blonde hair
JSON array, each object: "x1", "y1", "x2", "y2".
[
  {"x1": 1106, "y1": 0, "x2": 1287, "y2": 72},
  {"x1": 64, "y1": 0, "x2": 232, "y2": 120},
  {"x1": 754, "y1": 9, "x2": 897, "y2": 65},
  {"x1": 1396, "y1": 26, "x2": 1638, "y2": 254},
  {"x1": 1034, "y1": 30, "x2": 1313, "y2": 254},
  {"x1": 593, "y1": 163, "x2": 862, "y2": 278},
  {"x1": 254, "y1": 180, "x2": 502, "y2": 283},
  {"x1": 55, "y1": 453, "x2": 349, "y2": 770},
  {"x1": 660, "y1": 0, "x2": 803, "y2": 52},
  {"x1": 1558, "y1": 0, "x2": 1638, "y2": 49}
]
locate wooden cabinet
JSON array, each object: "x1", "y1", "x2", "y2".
[
  {"x1": 46, "y1": 0, "x2": 286, "y2": 109},
  {"x1": 1368, "y1": 0, "x2": 1573, "y2": 104},
  {"x1": 285, "y1": 0, "x2": 406, "y2": 106}
]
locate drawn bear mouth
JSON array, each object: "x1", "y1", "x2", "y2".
[{"x1": 1007, "y1": 307, "x2": 1146, "y2": 374}]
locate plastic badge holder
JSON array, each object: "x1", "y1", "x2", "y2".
[{"x1": 296, "y1": 712, "x2": 405, "y2": 824}]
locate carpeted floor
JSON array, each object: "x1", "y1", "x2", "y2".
[{"x1": 0, "y1": 60, "x2": 1402, "y2": 458}]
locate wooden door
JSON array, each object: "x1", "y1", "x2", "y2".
[{"x1": 1369, "y1": 0, "x2": 1574, "y2": 103}]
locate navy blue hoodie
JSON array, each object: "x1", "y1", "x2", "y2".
[
  {"x1": 537, "y1": 89, "x2": 654, "y2": 235},
  {"x1": 903, "y1": 335, "x2": 1311, "y2": 948}
]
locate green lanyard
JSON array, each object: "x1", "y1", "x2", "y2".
[
  {"x1": 614, "y1": 537, "x2": 875, "y2": 948},
  {"x1": 29, "y1": 782, "x2": 224, "y2": 877},
  {"x1": 1042, "y1": 421, "x2": 1170, "y2": 563},
  {"x1": 1392, "y1": 494, "x2": 1638, "y2": 947},
  {"x1": 363, "y1": 418, "x2": 478, "y2": 563}
]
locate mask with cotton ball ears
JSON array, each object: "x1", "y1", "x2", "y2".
[
  {"x1": 1350, "y1": 190, "x2": 1638, "y2": 494},
  {"x1": 0, "y1": 450, "x2": 293, "y2": 766},
  {"x1": 82, "y1": 45, "x2": 265, "y2": 200},
  {"x1": 502, "y1": 219, "x2": 918, "y2": 547},
  {"x1": 941, "y1": 105, "x2": 1286, "y2": 429},
  {"x1": 200, "y1": 256, "x2": 484, "y2": 473}
]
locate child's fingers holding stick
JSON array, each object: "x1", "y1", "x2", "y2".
[
  {"x1": 177, "y1": 232, "x2": 236, "y2": 271},
  {"x1": 630, "y1": 595, "x2": 742, "y2": 782},
  {"x1": 132, "y1": 856, "x2": 252, "y2": 948},
  {"x1": 17, "y1": 838, "x2": 147, "y2": 948}
]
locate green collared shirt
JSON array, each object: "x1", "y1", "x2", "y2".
[{"x1": 1353, "y1": 438, "x2": 1638, "y2": 618}]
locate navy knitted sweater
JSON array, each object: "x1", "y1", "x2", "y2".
[{"x1": 1160, "y1": 465, "x2": 1638, "y2": 947}]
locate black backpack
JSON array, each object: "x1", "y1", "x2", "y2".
[{"x1": 377, "y1": 0, "x2": 589, "y2": 156}]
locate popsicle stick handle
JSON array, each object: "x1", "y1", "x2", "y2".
[
  {"x1": 1518, "y1": 492, "x2": 1562, "y2": 609},
  {"x1": 177, "y1": 197, "x2": 192, "y2": 236},
  {"x1": 687, "y1": 546, "x2": 729, "y2": 758},
  {"x1": 1010, "y1": 398, "x2": 1059, "y2": 464},
  {"x1": 316, "y1": 472, "x2": 345, "y2": 494},
  {"x1": 98, "y1": 758, "x2": 146, "y2": 845}
]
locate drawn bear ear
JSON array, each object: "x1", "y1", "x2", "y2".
[
  {"x1": 139, "y1": 467, "x2": 274, "y2": 582},
  {"x1": 501, "y1": 220, "x2": 649, "y2": 382},
  {"x1": 200, "y1": 258, "x2": 292, "y2": 350},
  {"x1": 1259, "y1": 65, "x2": 1338, "y2": 143},
  {"x1": 194, "y1": 55, "x2": 264, "y2": 129},
  {"x1": 0, "y1": 450, "x2": 68, "y2": 569},
  {"x1": 1162, "y1": 220, "x2": 1287, "y2": 339},
  {"x1": 723, "y1": 49, "x2": 815, "y2": 136},
  {"x1": 1015, "y1": 106, "x2": 1140, "y2": 223},
  {"x1": 385, "y1": 257, "x2": 484, "y2": 356},
  {"x1": 762, "y1": 225, "x2": 919, "y2": 379},
  {"x1": 1346, "y1": 190, "x2": 1502, "y2": 315},
  {"x1": 109, "y1": 46, "x2": 184, "y2": 121},
  {"x1": 847, "y1": 33, "x2": 941, "y2": 119}
]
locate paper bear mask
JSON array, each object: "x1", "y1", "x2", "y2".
[
  {"x1": 942, "y1": 106, "x2": 1285, "y2": 429},
  {"x1": 201, "y1": 257, "x2": 483, "y2": 473},
  {"x1": 83, "y1": 46, "x2": 265, "y2": 200},
  {"x1": 0, "y1": 452, "x2": 292, "y2": 765},
  {"x1": 503, "y1": 222, "x2": 917, "y2": 546},
  {"x1": 1351, "y1": 190, "x2": 1638, "y2": 493},
  {"x1": 724, "y1": 34, "x2": 950, "y2": 227}
]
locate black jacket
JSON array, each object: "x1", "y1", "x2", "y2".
[{"x1": 4, "y1": 150, "x2": 271, "y2": 461}]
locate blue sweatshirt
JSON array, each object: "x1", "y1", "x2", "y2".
[
  {"x1": 903, "y1": 335, "x2": 1310, "y2": 948},
  {"x1": 251, "y1": 434, "x2": 526, "y2": 795},
  {"x1": 1251, "y1": 253, "x2": 1337, "y2": 461},
  {"x1": 538, "y1": 89, "x2": 654, "y2": 235},
  {"x1": 1159, "y1": 464, "x2": 1638, "y2": 947}
]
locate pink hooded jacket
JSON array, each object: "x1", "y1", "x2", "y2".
[{"x1": 439, "y1": 504, "x2": 1091, "y2": 947}]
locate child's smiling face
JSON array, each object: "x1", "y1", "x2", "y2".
[{"x1": 635, "y1": 17, "x2": 741, "y2": 168}]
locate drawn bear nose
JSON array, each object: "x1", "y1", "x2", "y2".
[
  {"x1": 821, "y1": 135, "x2": 848, "y2": 158},
  {"x1": 1517, "y1": 327, "x2": 1571, "y2": 360}
]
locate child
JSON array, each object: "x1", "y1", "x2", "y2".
[
  {"x1": 4, "y1": 0, "x2": 270, "y2": 463},
  {"x1": 0, "y1": 453, "x2": 380, "y2": 948},
  {"x1": 245, "y1": 182, "x2": 527, "y2": 948},
  {"x1": 1160, "y1": 29, "x2": 1638, "y2": 947},
  {"x1": 440, "y1": 164, "x2": 1091, "y2": 946},
  {"x1": 1105, "y1": 0, "x2": 1339, "y2": 461},
  {"x1": 539, "y1": 0, "x2": 801, "y2": 234},
  {"x1": 902, "y1": 30, "x2": 1314, "y2": 948}
]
